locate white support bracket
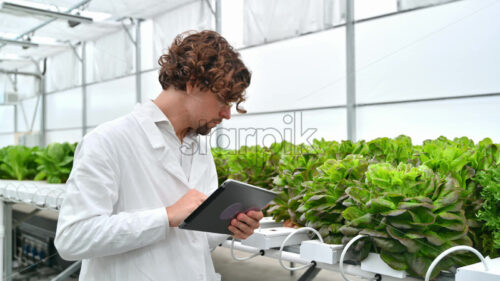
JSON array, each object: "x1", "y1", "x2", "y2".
[
  {"x1": 5, "y1": 73, "x2": 17, "y2": 92},
  {"x1": 121, "y1": 19, "x2": 136, "y2": 45},
  {"x1": 68, "y1": 43, "x2": 83, "y2": 63},
  {"x1": 204, "y1": 0, "x2": 216, "y2": 16}
]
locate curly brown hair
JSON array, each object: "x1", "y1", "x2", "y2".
[{"x1": 158, "y1": 30, "x2": 251, "y2": 113}]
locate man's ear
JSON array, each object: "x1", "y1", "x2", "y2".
[{"x1": 186, "y1": 81, "x2": 193, "y2": 95}]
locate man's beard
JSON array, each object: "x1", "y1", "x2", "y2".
[
  {"x1": 195, "y1": 123, "x2": 211, "y2": 135},
  {"x1": 195, "y1": 119, "x2": 221, "y2": 135}
]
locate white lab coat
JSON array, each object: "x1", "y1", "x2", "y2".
[{"x1": 55, "y1": 101, "x2": 227, "y2": 281}]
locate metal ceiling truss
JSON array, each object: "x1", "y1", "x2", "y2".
[
  {"x1": 0, "y1": 1, "x2": 93, "y2": 23},
  {"x1": 0, "y1": 0, "x2": 92, "y2": 50}
]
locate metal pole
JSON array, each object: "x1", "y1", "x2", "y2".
[
  {"x1": 135, "y1": 19, "x2": 142, "y2": 104},
  {"x1": 0, "y1": 201, "x2": 4, "y2": 281},
  {"x1": 3, "y1": 203, "x2": 12, "y2": 281},
  {"x1": 0, "y1": 70, "x2": 41, "y2": 78},
  {"x1": 82, "y1": 42, "x2": 87, "y2": 137},
  {"x1": 13, "y1": 105, "x2": 17, "y2": 136},
  {"x1": 0, "y1": 0, "x2": 92, "y2": 51},
  {"x1": 216, "y1": 0, "x2": 222, "y2": 33},
  {"x1": 297, "y1": 264, "x2": 321, "y2": 281},
  {"x1": 345, "y1": 0, "x2": 357, "y2": 141},
  {"x1": 40, "y1": 72, "x2": 46, "y2": 147},
  {"x1": 215, "y1": 0, "x2": 223, "y2": 148}
]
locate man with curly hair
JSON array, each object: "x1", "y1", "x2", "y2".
[{"x1": 54, "y1": 30, "x2": 261, "y2": 281}]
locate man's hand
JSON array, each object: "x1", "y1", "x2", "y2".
[
  {"x1": 166, "y1": 189, "x2": 207, "y2": 227},
  {"x1": 228, "y1": 210, "x2": 264, "y2": 240}
]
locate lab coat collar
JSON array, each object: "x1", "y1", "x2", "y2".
[
  {"x1": 141, "y1": 100, "x2": 198, "y2": 147},
  {"x1": 145, "y1": 99, "x2": 170, "y2": 123},
  {"x1": 131, "y1": 101, "x2": 193, "y2": 187}
]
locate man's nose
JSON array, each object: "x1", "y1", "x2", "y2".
[{"x1": 220, "y1": 106, "x2": 231, "y2": 120}]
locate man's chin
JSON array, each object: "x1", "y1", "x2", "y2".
[
  {"x1": 195, "y1": 120, "x2": 221, "y2": 135},
  {"x1": 195, "y1": 125, "x2": 212, "y2": 135}
]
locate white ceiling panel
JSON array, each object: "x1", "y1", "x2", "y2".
[
  {"x1": 25, "y1": 0, "x2": 198, "y2": 19},
  {"x1": 33, "y1": 20, "x2": 122, "y2": 41},
  {"x1": 0, "y1": 0, "x2": 199, "y2": 60},
  {"x1": 2, "y1": 44, "x2": 69, "y2": 58},
  {"x1": 0, "y1": 12, "x2": 45, "y2": 34}
]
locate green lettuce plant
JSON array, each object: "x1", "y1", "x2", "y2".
[
  {"x1": 211, "y1": 147, "x2": 232, "y2": 186},
  {"x1": 0, "y1": 145, "x2": 38, "y2": 180},
  {"x1": 340, "y1": 162, "x2": 476, "y2": 278},
  {"x1": 476, "y1": 164, "x2": 500, "y2": 255},
  {"x1": 34, "y1": 142, "x2": 76, "y2": 183},
  {"x1": 297, "y1": 154, "x2": 369, "y2": 244},
  {"x1": 268, "y1": 144, "x2": 325, "y2": 224},
  {"x1": 226, "y1": 145, "x2": 280, "y2": 190},
  {"x1": 366, "y1": 135, "x2": 416, "y2": 165}
]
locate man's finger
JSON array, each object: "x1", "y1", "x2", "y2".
[
  {"x1": 228, "y1": 225, "x2": 246, "y2": 239},
  {"x1": 236, "y1": 213, "x2": 259, "y2": 229},
  {"x1": 246, "y1": 210, "x2": 264, "y2": 221},
  {"x1": 233, "y1": 218, "x2": 253, "y2": 234}
]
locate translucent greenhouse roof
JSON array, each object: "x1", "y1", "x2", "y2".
[
  {"x1": 0, "y1": 0, "x2": 463, "y2": 71},
  {"x1": 0, "y1": 0, "x2": 197, "y2": 69}
]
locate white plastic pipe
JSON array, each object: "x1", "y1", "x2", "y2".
[
  {"x1": 230, "y1": 237, "x2": 262, "y2": 261},
  {"x1": 425, "y1": 245, "x2": 489, "y2": 281}
]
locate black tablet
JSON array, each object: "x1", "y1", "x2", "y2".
[{"x1": 179, "y1": 179, "x2": 277, "y2": 234}]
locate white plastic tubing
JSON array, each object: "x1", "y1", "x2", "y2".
[
  {"x1": 424, "y1": 245, "x2": 489, "y2": 281},
  {"x1": 278, "y1": 227, "x2": 324, "y2": 271},
  {"x1": 339, "y1": 234, "x2": 367, "y2": 281},
  {"x1": 230, "y1": 237, "x2": 263, "y2": 261}
]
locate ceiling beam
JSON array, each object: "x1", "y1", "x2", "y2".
[
  {"x1": 1, "y1": 1, "x2": 93, "y2": 23},
  {"x1": 0, "y1": 0, "x2": 92, "y2": 50},
  {"x1": 0, "y1": 37, "x2": 39, "y2": 47}
]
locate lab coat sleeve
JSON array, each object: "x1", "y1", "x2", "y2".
[
  {"x1": 205, "y1": 150, "x2": 230, "y2": 250},
  {"x1": 54, "y1": 132, "x2": 170, "y2": 261}
]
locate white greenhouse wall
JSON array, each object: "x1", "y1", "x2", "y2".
[
  {"x1": 238, "y1": 26, "x2": 347, "y2": 114},
  {"x1": 357, "y1": 96, "x2": 500, "y2": 144},
  {"x1": 46, "y1": 48, "x2": 82, "y2": 93},
  {"x1": 86, "y1": 76, "x2": 136, "y2": 127},
  {"x1": 0, "y1": 105, "x2": 15, "y2": 133},
  {"x1": 16, "y1": 97, "x2": 41, "y2": 133},
  {"x1": 0, "y1": 134, "x2": 14, "y2": 147},
  {"x1": 152, "y1": 0, "x2": 214, "y2": 67},
  {"x1": 2, "y1": 0, "x2": 500, "y2": 148},
  {"x1": 45, "y1": 129, "x2": 83, "y2": 145},
  {"x1": 355, "y1": 0, "x2": 500, "y2": 103},
  {"x1": 46, "y1": 88, "x2": 82, "y2": 130},
  {"x1": 86, "y1": 29, "x2": 135, "y2": 83},
  {"x1": 15, "y1": 64, "x2": 39, "y2": 100},
  {"x1": 141, "y1": 71, "x2": 163, "y2": 102},
  {"x1": 218, "y1": 108, "x2": 347, "y2": 149}
]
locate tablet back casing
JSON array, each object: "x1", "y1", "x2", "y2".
[{"x1": 179, "y1": 180, "x2": 277, "y2": 234}]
